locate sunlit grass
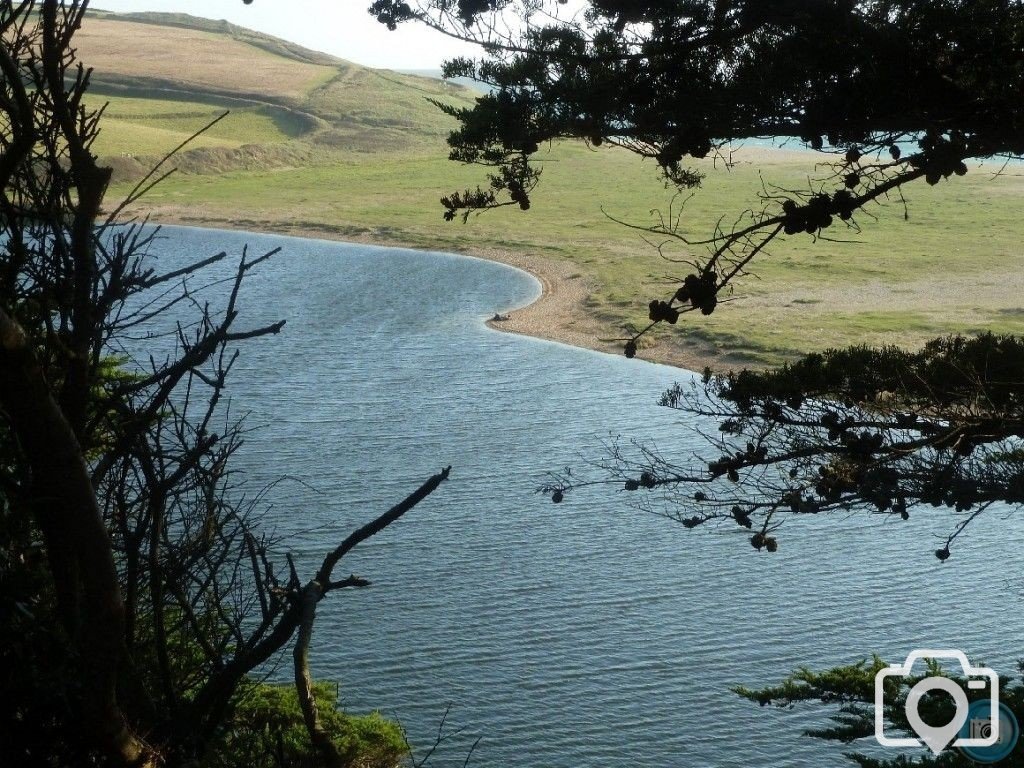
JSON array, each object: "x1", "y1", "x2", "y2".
[
  {"x1": 87, "y1": 95, "x2": 310, "y2": 156},
  {"x1": 88, "y1": 11, "x2": 1024, "y2": 368},
  {"x1": 107, "y1": 139, "x2": 1024, "y2": 366}
]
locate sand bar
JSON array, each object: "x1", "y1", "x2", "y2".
[{"x1": 131, "y1": 211, "x2": 730, "y2": 374}]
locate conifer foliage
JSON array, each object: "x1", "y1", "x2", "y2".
[{"x1": 376, "y1": 0, "x2": 1024, "y2": 559}]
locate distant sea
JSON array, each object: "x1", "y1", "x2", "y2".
[
  {"x1": 386, "y1": 78, "x2": 1022, "y2": 167},
  {"x1": 131, "y1": 226, "x2": 1024, "y2": 767}
]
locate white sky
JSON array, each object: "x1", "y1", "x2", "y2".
[{"x1": 87, "y1": 1, "x2": 480, "y2": 70}]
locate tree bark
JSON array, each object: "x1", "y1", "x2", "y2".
[
  {"x1": 0, "y1": 309, "x2": 156, "y2": 767},
  {"x1": 293, "y1": 581, "x2": 344, "y2": 768}
]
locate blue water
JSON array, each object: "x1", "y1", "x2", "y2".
[{"x1": 129, "y1": 226, "x2": 1024, "y2": 767}]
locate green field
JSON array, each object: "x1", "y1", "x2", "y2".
[
  {"x1": 84, "y1": 11, "x2": 1024, "y2": 369},
  {"x1": 87, "y1": 95, "x2": 312, "y2": 155}
]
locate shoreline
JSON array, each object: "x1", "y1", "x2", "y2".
[{"x1": 139, "y1": 214, "x2": 736, "y2": 374}]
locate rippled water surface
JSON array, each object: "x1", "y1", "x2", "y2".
[{"x1": 137, "y1": 226, "x2": 1023, "y2": 767}]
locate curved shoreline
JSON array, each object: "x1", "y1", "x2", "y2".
[{"x1": 143, "y1": 215, "x2": 730, "y2": 374}]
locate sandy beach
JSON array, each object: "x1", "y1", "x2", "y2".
[
  {"x1": 470, "y1": 245, "x2": 729, "y2": 373},
  {"x1": 135, "y1": 145, "x2": 1024, "y2": 374},
  {"x1": 126, "y1": 146, "x2": 858, "y2": 375},
  {"x1": 135, "y1": 211, "x2": 734, "y2": 374}
]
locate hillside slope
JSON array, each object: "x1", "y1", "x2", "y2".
[
  {"x1": 91, "y1": 11, "x2": 350, "y2": 67},
  {"x1": 79, "y1": 10, "x2": 476, "y2": 172}
]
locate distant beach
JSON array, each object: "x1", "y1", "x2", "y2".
[
  {"x1": 139, "y1": 215, "x2": 729, "y2": 373},
  {"x1": 120, "y1": 141, "x2": 1024, "y2": 376}
]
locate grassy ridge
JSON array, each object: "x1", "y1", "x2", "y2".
[
  {"x1": 83, "y1": 11, "x2": 1024, "y2": 368},
  {"x1": 79, "y1": 11, "x2": 477, "y2": 160}
]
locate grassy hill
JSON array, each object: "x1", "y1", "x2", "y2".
[
  {"x1": 81, "y1": 10, "x2": 1024, "y2": 370},
  {"x1": 79, "y1": 11, "x2": 477, "y2": 167}
]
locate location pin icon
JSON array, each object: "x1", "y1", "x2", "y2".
[{"x1": 905, "y1": 677, "x2": 970, "y2": 755}]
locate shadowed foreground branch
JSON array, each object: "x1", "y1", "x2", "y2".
[{"x1": 1, "y1": 2, "x2": 451, "y2": 765}]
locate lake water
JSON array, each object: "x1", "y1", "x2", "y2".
[{"x1": 134, "y1": 226, "x2": 1023, "y2": 767}]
